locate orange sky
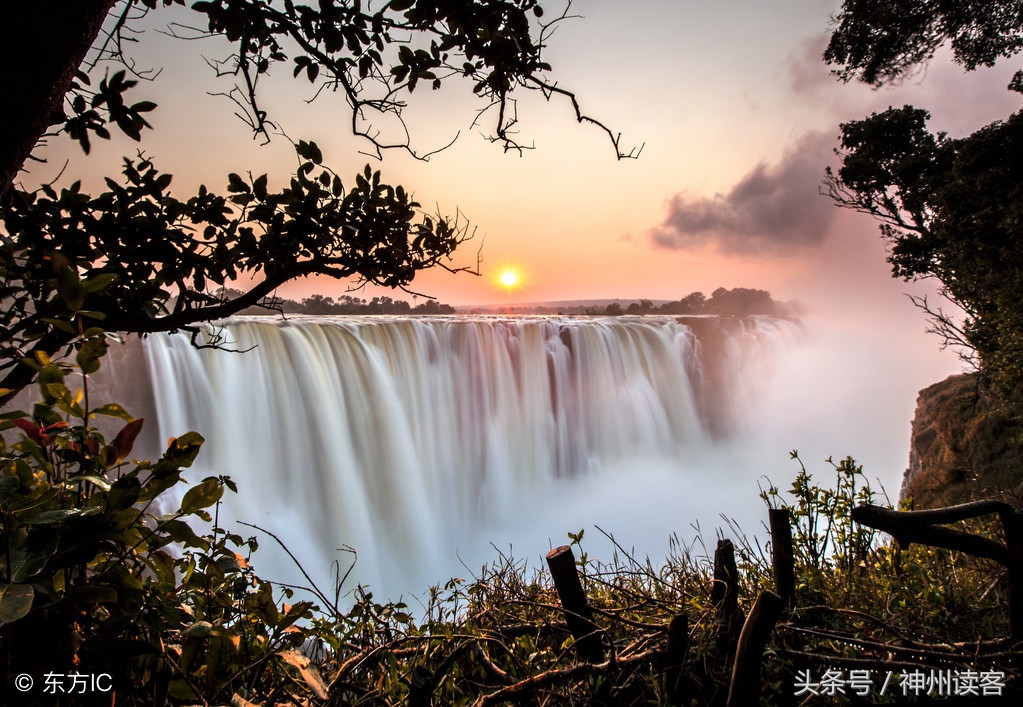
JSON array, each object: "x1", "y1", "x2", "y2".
[
  {"x1": 19, "y1": 1, "x2": 1019, "y2": 354},
  {"x1": 23, "y1": 1, "x2": 1019, "y2": 314}
]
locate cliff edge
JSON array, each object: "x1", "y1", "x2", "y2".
[{"x1": 902, "y1": 373, "x2": 1023, "y2": 508}]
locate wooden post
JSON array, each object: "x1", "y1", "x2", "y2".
[
  {"x1": 1000, "y1": 508, "x2": 1023, "y2": 642},
  {"x1": 546, "y1": 545, "x2": 604, "y2": 663},
  {"x1": 712, "y1": 538, "x2": 738, "y2": 620},
  {"x1": 725, "y1": 590, "x2": 785, "y2": 707},
  {"x1": 769, "y1": 508, "x2": 796, "y2": 609},
  {"x1": 665, "y1": 613, "x2": 689, "y2": 706}
]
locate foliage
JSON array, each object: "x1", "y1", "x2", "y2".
[
  {"x1": 825, "y1": 3, "x2": 1023, "y2": 417},
  {"x1": 824, "y1": 0, "x2": 1023, "y2": 87},
  {"x1": 761, "y1": 451, "x2": 879, "y2": 574},
  {"x1": 825, "y1": 106, "x2": 1023, "y2": 406},
  {"x1": 0, "y1": 0, "x2": 634, "y2": 404},
  {"x1": 0, "y1": 148, "x2": 468, "y2": 396},
  {"x1": 233, "y1": 289, "x2": 457, "y2": 315},
  {"x1": 578, "y1": 287, "x2": 791, "y2": 317},
  {"x1": 59, "y1": 0, "x2": 633, "y2": 161},
  {"x1": 0, "y1": 342, "x2": 358, "y2": 704}
]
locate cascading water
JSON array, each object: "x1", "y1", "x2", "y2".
[{"x1": 141, "y1": 315, "x2": 799, "y2": 597}]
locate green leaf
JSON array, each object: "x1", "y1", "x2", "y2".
[
  {"x1": 0, "y1": 584, "x2": 34, "y2": 626},
  {"x1": 77, "y1": 310, "x2": 107, "y2": 320},
  {"x1": 81, "y1": 272, "x2": 118, "y2": 293},
  {"x1": 75, "y1": 336, "x2": 109, "y2": 375},
  {"x1": 39, "y1": 318, "x2": 77, "y2": 334},
  {"x1": 10, "y1": 530, "x2": 59, "y2": 582},
  {"x1": 180, "y1": 477, "x2": 223, "y2": 514},
  {"x1": 66, "y1": 474, "x2": 113, "y2": 492},
  {"x1": 158, "y1": 518, "x2": 206, "y2": 548},
  {"x1": 162, "y1": 431, "x2": 205, "y2": 468},
  {"x1": 107, "y1": 475, "x2": 141, "y2": 513},
  {"x1": 91, "y1": 403, "x2": 134, "y2": 422}
]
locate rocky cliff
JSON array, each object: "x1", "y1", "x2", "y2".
[{"x1": 902, "y1": 373, "x2": 1023, "y2": 508}]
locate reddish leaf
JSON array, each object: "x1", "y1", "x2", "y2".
[
  {"x1": 112, "y1": 418, "x2": 144, "y2": 461},
  {"x1": 12, "y1": 419, "x2": 42, "y2": 445}
]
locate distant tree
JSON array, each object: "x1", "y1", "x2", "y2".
[
  {"x1": 413, "y1": 299, "x2": 455, "y2": 314},
  {"x1": 824, "y1": 0, "x2": 1023, "y2": 406},
  {"x1": 681, "y1": 291, "x2": 706, "y2": 312},
  {"x1": 626, "y1": 299, "x2": 654, "y2": 314},
  {"x1": 0, "y1": 0, "x2": 633, "y2": 404},
  {"x1": 704, "y1": 287, "x2": 776, "y2": 316}
]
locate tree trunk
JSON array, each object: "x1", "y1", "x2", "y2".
[{"x1": 0, "y1": 0, "x2": 118, "y2": 201}]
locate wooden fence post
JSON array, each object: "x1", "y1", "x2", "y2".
[
  {"x1": 712, "y1": 538, "x2": 738, "y2": 620},
  {"x1": 725, "y1": 590, "x2": 785, "y2": 707},
  {"x1": 546, "y1": 545, "x2": 604, "y2": 663},
  {"x1": 1000, "y1": 508, "x2": 1023, "y2": 642},
  {"x1": 769, "y1": 508, "x2": 796, "y2": 609},
  {"x1": 665, "y1": 613, "x2": 690, "y2": 706}
]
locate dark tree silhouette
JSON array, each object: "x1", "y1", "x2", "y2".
[{"x1": 0, "y1": 0, "x2": 634, "y2": 403}]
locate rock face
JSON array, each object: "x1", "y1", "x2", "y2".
[{"x1": 902, "y1": 373, "x2": 1023, "y2": 508}]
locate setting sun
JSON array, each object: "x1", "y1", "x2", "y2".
[{"x1": 500, "y1": 270, "x2": 518, "y2": 287}]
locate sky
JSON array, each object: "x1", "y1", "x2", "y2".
[
  {"x1": 23, "y1": 0, "x2": 1019, "y2": 311},
  {"x1": 21, "y1": 0, "x2": 1023, "y2": 500}
]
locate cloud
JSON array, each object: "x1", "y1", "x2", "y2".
[
  {"x1": 787, "y1": 34, "x2": 836, "y2": 99},
  {"x1": 784, "y1": 33, "x2": 1021, "y2": 137},
  {"x1": 651, "y1": 132, "x2": 838, "y2": 255}
]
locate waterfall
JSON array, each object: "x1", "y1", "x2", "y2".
[{"x1": 142, "y1": 315, "x2": 798, "y2": 596}]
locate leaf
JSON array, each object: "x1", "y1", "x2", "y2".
[
  {"x1": 158, "y1": 518, "x2": 206, "y2": 548},
  {"x1": 25, "y1": 508, "x2": 96, "y2": 525},
  {"x1": 39, "y1": 318, "x2": 77, "y2": 334},
  {"x1": 161, "y1": 431, "x2": 205, "y2": 468},
  {"x1": 112, "y1": 418, "x2": 145, "y2": 461},
  {"x1": 12, "y1": 419, "x2": 42, "y2": 445},
  {"x1": 279, "y1": 649, "x2": 329, "y2": 700},
  {"x1": 75, "y1": 336, "x2": 109, "y2": 375},
  {"x1": 180, "y1": 478, "x2": 223, "y2": 514},
  {"x1": 81, "y1": 272, "x2": 118, "y2": 293},
  {"x1": 9, "y1": 530, "x2": 58, "y2": 582},
  {"x1": 107, "y1": 475, "x2": 141, "y2": 513},
  {"x1": 253, "y1": 173, "x2": 268, "y2": 200},
  {"x1": 66, "y1": 474, "x2": 113, "y2": 492},
  {"x1": 0, "y1": 584, "x2": 34, "y2": 626},
  {"x1": 227, "y1": 173, "x2": 250, "y2": 193},
  {"x1": 91, "y1": 403, "x2": 134, "y2": 422}
]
